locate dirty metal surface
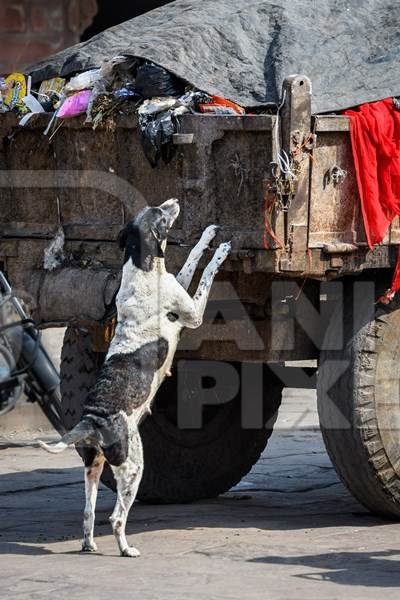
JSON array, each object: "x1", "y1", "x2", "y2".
[
  {"x1": 0, "y1": 108, "x2": 399, "y2": 338},
  {"x1": 278, "y1": 76, "x2": 313, "y2": 273},
  {"x1": 0, "y1": 112, "x2": 275, "y2": 250},
  {"x1": 309, "y1": 123, "x2": 365, "y2": 247},
  {"x1": 0, "y1": 111, "x2": 278, "y2": 332},
  {"x1": 309, "y1": 116, "x2": 398, "y2": 249}
]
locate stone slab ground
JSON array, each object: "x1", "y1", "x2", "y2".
[{"x1": 1, "y1": 389, "x2": 400, "y2": 600}]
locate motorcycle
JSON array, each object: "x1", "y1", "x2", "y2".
[{"x1": 0, "y1": 271, "x2": 65, "y2": 433}]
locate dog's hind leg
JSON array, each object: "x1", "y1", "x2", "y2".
[
  {"x1": 176, "y1": 225, "x2": 219, "y2": 290},
  {"x1": 109, "y1": 432, "x2": 144, "y2": 557},
  {"x1": 82, "y1": 453, "x2": 105, "y2": 553}
]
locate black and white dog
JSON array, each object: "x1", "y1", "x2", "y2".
[{"x1": 40, "y1": 198, "x2": 230, "y2": 557}]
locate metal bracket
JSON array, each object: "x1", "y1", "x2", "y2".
[
  {"x1": 173, "y1": 133, "x2": 194, "y2": 145},
  {"x1": 324, "y1": 165, "x2": 347, "y2": 187}
]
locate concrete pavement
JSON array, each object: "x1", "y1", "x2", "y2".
[{"x1": 1, "y1": 389, "x2": 400, "y2": 599}]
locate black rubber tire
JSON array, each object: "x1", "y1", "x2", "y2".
[
  {"x1": 60, "y1": 327, "x2": 283, "y2": 503},
  {"x1": 318, "y1": 280, "x2": 400, "y2": 518},
  {"x1": 60, "y1": 327, "x2": 105, "y2": 430}
]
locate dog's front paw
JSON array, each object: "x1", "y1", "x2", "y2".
[
  {"x1": 81, "y1": 541, "x2": 98, "y2": 553},
  {"x1": 121, "y1": 546, "x2": 141, "y2": 558},
  {"x1": 201, "y1": 225, "x2": 220, "y2": 246},
  {"x1": 214, "y1": 241, "x2": 232, "y2": 265}
]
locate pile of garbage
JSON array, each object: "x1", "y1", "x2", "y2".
[{"x1": 0, "y1": 58, "x2": 249, "y2": 166}]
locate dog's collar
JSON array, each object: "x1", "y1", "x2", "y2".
[{"x1": 151, "y1": 257, "x2": 167, "y2": 274}]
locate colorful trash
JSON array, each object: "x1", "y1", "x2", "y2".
[
  {"x1": 58, "y1": 90, "x2": 92, "y2": 118},
  {"x1": 198, "y1": 95, "x2": 245, "y2": 116},
  {"x1": 2, "y1": 73, "x2": 27, "y2": 111}
]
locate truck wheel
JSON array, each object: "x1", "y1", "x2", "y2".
[
  {"x1": 60, "y1": 327, "x2": 105, "y2": 430},
  {"x1": 318, "y1": 282, "x2": 400, "y2": 518},
  {"x1": 60, "y1": 327, "x2": 283, "y2": 503}
]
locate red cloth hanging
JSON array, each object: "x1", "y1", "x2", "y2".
[{"x1": 344, "y1": 99, "x2": 400, "y2": 300}]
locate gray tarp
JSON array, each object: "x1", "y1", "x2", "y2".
[{"x1": 28, "y1": 0, "x2": 400, "y2": 114}]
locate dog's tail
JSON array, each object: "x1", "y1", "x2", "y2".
[{"x1": 38, "y1": 419, "x2": 96, "y2": 454}]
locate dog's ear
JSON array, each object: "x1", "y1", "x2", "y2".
[
  {"x1": 118, "y1": 222, "x2": 142, "y2": 251},
  {"x1": 117, "y1": 224, "x2": 129, "y2": 250}
]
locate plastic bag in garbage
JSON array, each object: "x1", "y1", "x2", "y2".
[
  {"x1": 135, "y1": 63, "x2": 185, "y2": 99},
  {"x1": 38, "y1": 77, "x2": 65, "y2": 99},
  {"x1": 37, "y1": 77, "x2": 65, "y2": 110},
  {"x1": 138, "y1": 97, "x2": 180, "y2": 116},
  {"x1": 138, "y1": 91, "x2": 199, "y2": 166},
  {"x1": 173, "y1": 105, "x2": 190, "y2": 117},
  {"x1": 65, "y1": 69, "x2": 102, "y2": 93},
  {"x1": 114, "y1": 88, "x2": 140, "y2": 99},
  {"x1": 179, "y1": 90, "x2": 208, "y2": 108},
  {"x1": 58, "y1": 90, "x2": 92, "y2": 118},
  {"x1": 139, "y1": 110, "x2": 176, "y2": 167}
]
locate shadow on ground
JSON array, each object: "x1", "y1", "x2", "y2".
[
  {"x1": 249, "y1": 549, "x2": 400, "y2": 587},
  {"x1": 0, "y1": 464, "x2": 398, "y2": 592}
]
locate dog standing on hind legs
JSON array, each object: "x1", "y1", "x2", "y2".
[{"x1": 40, "y1": 198, "x2": 231, "y2": 557}]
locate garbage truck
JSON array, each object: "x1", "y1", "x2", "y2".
[{"x1": 1, "y1": 0, "x2": 400, "y2": 517}]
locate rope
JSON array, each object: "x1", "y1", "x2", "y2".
[
  {"x1": 263, "y1": 181, "x2": 284, "y2": 250},
  {"x1": 277, "y1": 149, "x2": 297, "y2": 180},
  {"x1": 273, "y1": 87, "x2": 286, "y2": 158}
]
